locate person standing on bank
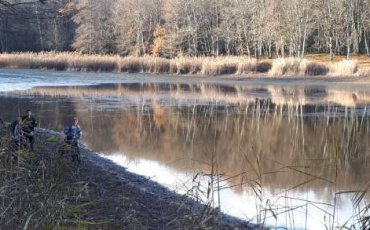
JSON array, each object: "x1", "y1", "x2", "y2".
[
  {"x1": 22, "y1": 110, "x2": 38, "y2": 151},
  {"x1": 64, "y1": 116, "x2": 82, "y2": 163}
]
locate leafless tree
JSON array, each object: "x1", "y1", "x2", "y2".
[{"x1": 2, "y1": 0, "x2": 370, "y2": 58}]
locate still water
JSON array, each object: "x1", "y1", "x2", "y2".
[{"x1": 1, "y1": 69, "x2": 370, "y2": 229}]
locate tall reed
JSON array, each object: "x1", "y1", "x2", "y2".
[{"x1": 0, "y1": 52, "x2": 367, "y2": 77}]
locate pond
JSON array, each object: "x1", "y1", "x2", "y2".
[{"x1": 1, "y1": 69, "x2": 370, "y2": 229}]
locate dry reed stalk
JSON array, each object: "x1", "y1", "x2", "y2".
[
  {"x1": 0, "y1": 52, "x2": 367, "y2": 77},
  {"x1": 329, "y1": 60, "x2": 359, "y2": 76}
]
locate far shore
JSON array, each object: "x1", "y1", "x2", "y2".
[{"x1": 1, "y1": 52, "x2": 370, "y2": 79}]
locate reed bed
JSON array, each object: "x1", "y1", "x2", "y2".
[
  {"x1": 0, "y1": 52, "x2": 264, "y2": 75},
  {"x1": 329, "y1": 60, "x2": 359, "y2": 76},
  {"x1": 0, "y1": 52, "x2": 262, "y2": 75},
  {"x1": 269, "y1": 58, "x2": 363, "y2": 77},
  {"x1": 357, "y1": 67, "x2": 370, "y2": 77},
  {"x1": 269, "y1": 58, "x2": 330, "y2": 76},
  {"x1": 0, "y1": 52, "x2": 369, "y2": 77}
]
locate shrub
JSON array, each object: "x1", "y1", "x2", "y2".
[
  {"x1": 256, "y1": 61, "x2": 272, "y2": 73},
  {"x1": 305, "y1": 62, "x2": 329, "y2": 76}
]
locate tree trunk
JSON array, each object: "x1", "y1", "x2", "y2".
[
  {"x1": 268, "y1": 42, "x2": 272, "y2": 58},
  {"x1": 329, "y1": 36, "x2": 334, "y2": 62},
  {"x1": 364, "y1": 29, "x2": 370, "y2": 56},
  {"x1": 347, "y1": 27, "x2": 351, "y2": 60},
  {"x1": 246, "y1": 43, "x2": 250, "y2": 57},
  {"x1": 35, "y1": 4, "x2": 44, "y2": 51},
  {"x1": 301, "y1": 13, "x2": 309, "y2": 59}
]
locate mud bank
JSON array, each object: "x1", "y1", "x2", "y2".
[{"x1": 34, "y1": 128, "x2": 256, "y2": 229}]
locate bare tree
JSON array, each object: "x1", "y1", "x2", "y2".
[
  {"x1": 113, "y1": 0, "x2": 163, "y2": 56},
  {"x1": 0, "y1": 0, "x2": 74, "y2": 52},
  {"x1": 2, "y1": 0, "x2": 370, "y2": 58},
  {"x1": 73, "y1": 0, "x2": 117, "y2": 54}
]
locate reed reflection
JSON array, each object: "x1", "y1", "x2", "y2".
[{"x1": 21, "y1": 82, "x2": 370, "y2": 107}]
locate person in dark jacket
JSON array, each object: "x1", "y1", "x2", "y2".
[
  {"x1": 21, "y1": 110, "x2": 38, "y2": 151},
  {"x1": 63, "y1": 116, "x2": 82, "y2": 163}
]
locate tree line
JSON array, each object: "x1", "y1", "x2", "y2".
[{"x1": 1, "y1": 0, "x2": 370, "y2": 60}]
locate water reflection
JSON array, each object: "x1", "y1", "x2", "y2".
[
  {"x1": 86, "y1": 104, "x2": 370, "y2": 201},
  {"x1": 96, "y1": 103, "x2": 370, "y2": 229},
  {"x1": 17, "y1": 82, "x2": 370, "y2": 107},
  {"x1": 2, "y1": 82, "x2": 370, "y2": 229}
]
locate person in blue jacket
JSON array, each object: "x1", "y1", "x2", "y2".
[{"x1": 63, "y1": 116, "x2": 82, "y2": 163}]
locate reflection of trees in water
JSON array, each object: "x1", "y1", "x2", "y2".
[
  {"x1": 0, "y1": 96, "x2": 76, "y2": 131},
  {"x1": 87, "y1": 102, "x2": 370, "y2": 199},
  {"x1": 76, "y1": 110, "x2": 120, "y2": 153},
  {"x1": 24, "y1": 83, "x2": 370, "y2": 107}
]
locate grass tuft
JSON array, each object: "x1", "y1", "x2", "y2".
[
  {"x1": 269, "y1": 58, "x2": 306, "y2": 76},
  {"x1": 329, "y1": 60, "x2": 359, "y2": 76},
  {"x1": 357, "y1": 68, "x2": 370, "y2": 77}
]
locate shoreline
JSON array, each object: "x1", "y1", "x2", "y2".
[{"x1": 25, "y1": 128, "x2": 256, "y2": 229}]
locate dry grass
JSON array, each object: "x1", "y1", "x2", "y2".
[
  {"x1": 0, "y1": 52, "x2": 266, "y2": 76},
  {"x1": 269, "y1": 58, "x2": 329, "y2": 76},
  {"x1": 357, "y1": 68, "x2": 370, "y2": 77},
  {"x1": 201, "y1": 57, "x2": 257, "y2": 75},
  {"x1": 269, "y1": 58, "x2": 362, "y2": 77},
  {"x1": 306, "y1": 54, "x2": 370, "y2": 69},
  {"x1": 0, "y1": 52, "x2": 370, "y2": 77},
  {"x1": 0, "y1": 125, "x2": 88, "y2": 229},
  {"x1": 306, "y1": 54, "x2": 370, "y2": 77},
  {"x1": 175, "y1": 57, "x2": 203, "y2": 74},
  {"x1": 0, "y1": 123, "x2": 251, "y2": 229},
  {"x1": 269, "y1": 58, "x2": 308, "y2": 76},
  {"x1": 0, "y1": 52, "x2": 120, "y2": 72},
  {"x1": 329, "y1": 60, "x2": 359, "y2": 76}
]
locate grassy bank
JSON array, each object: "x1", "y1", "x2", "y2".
[
  {"x1": 0, "y1": 52, "x2": 370, "y2": 77},
  {"x1": 0, "y1": 123, "x2": 252, "y2": 229},
  {"x1": 0, "y1": 124, "x2": 87, "y2": 228}
]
